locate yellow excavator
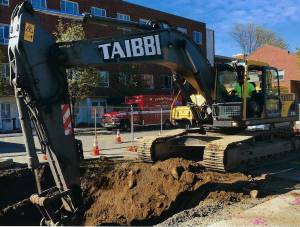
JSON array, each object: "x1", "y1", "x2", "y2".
[
  {"x1": 170, "y1": 60, "x2": 297, "y2": 128},
  {"x1": 138, "y1": 60, "x2": 299, "y2": 171},
  {"x1": 9, "y1": 2, "x2": 299, "y2": 225}
]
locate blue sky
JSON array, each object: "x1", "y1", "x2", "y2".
[{"x1": 126, "y1": 0, "x2": 300, "y2": 56}]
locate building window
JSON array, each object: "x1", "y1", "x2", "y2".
[
  {"x1": 1, "y1": 103, "x2": 11, "y2": 120},
  {"x1": 60, "y1": 0, "x2": 79, "y2": 15},
  {"x1": 91, "y1": 7, "x2": 106, "y2": 17},
  {"x1": 193, "y1": 31, "x2": 202, "y2": 45},
  {"x1": 277, "y1": 70, "x2": 284, "y2": 81},
  {"x1": 117, "y1": 27, "x2": 132, "y2": 34},
  {"x1": 0, "y1": 0, "x2": 9, "y2": 6},
  {"x1": 0, "y1": 63, "x2": 9, "y2": 80},
  {"x1": 117, "y1": 13, "x2": 131, "y2": 21},
  {"x1": 141, "y1": 74, "x2": 154, "y2": 89},
  {"x1": 98, "y1": 71, "x2": 109, "y2": 87},
  {"x1": 0, "y1": 24, "x2": 9, "y2": 45},
  {"x1": 160, "y1": 75, "x2": 172, "y2": 89},
  {"x1": 139, "y1": 18, "x2": 149, "y2": 25},
  {"x1": 118, "y1": 72, "x2": 128, "y2": 85},
  {"x1": 177, "y1": 27, "x2": 188, "y2": 34},
  {"x1": 29, "y1": 0, "x2": 47, "y2": 9}
]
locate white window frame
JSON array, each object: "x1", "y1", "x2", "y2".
[
  {"x1": 177, "y1": 27, "x2": 188, "y2": 34},
  {"x1": 277, "y1": 70, "x2": 284, "y2": 81},
  {"x1": 0, "y1": 63, "x2": 9, "y2": 80},
  {"x1": 117, "y1": 13, "x2": 131, "y2": 21},
  {"x1": 98, "y1": 71, "x2": 109, "y2": 88},
  {"x1": 193, "y1": 31, "x2": 202, "y2": 45},
  {"x1": 160, "y1": 74, "x2": 172, "y2": 89},
  {"x1": 1, "y1": 103, "x2": 11, "y2": 120},
  {"x1": 29, "y1": 0, "x2": 47, "y2": 9},
  {"x1": 0, "y1": 0, "x2": 9, "y2": 6},
  {"x1": 118, "y1": 72, "x2": 128, "y2": 85},
  {"x1": 91, "y1": 7, "x2": 106, "y2": 17},
  {"x1": 60, "y1": 0, "x2": 79, "y2": 15},
  {"x1": 0, "y1": 23, "x2": 9, "y2": 45},
  {"x1": 141, "y1": 74, "x2": 154, "y2": 89}
]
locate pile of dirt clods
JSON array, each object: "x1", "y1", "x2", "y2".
[
  {"x1": 0, "y1": 158, "x2": 249, "y2": 226},
  {"x1": 80, "y1": 158, "x2": 248, "y2": 225}
]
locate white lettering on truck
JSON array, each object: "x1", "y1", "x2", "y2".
[{"x1": 98, "y1": 35, "x2": 162, "y2": 60}]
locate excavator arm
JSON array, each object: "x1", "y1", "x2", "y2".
[{"x1": 8, "y1": 2, "x2": 213, "y2": 225}]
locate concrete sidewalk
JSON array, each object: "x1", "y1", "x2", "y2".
[{"x1": 210, "y1": 190, "x2": 300, "y2": 227}]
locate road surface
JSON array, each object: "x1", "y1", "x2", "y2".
[{"x1": 0, "y1": 128, "x2": 173, "y2": 164}]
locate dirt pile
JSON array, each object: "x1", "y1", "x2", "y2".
[
  {"x1": 80, "y1": 158, "x2": 248, "y2": 225},
  {"x1": 0, "y1": 158, "x2": 250, "y2": 226}
]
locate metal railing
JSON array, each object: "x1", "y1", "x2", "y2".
[{"x1": 212, "y1": 102, "x2": 243, "y2": 120}]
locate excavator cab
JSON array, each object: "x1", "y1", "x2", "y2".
[{"x1": 213, "y1": 60, "x2": 296, "y2": 128}]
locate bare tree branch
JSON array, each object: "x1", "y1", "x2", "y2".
[{"x1": 231, "y1": 23, "x2": 288, "y2": 55}]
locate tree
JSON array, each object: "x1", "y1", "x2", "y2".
[
  {"x1": 0, "y1": 49, "x2": 14, "y2": 96},
  {"x1": 53, "y1": 19, "x2": 99, "y2": 102},
  {"x1": 0, "y1": 49, "x2": 4, "y2": 62},
  {"x1": 231, "y1": 23, "x2": 288, "y2": 55}
]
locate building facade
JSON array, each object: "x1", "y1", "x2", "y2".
[
  {"x1": 0, "y1": 0, "x2": 214, "y2": 130},
  {"x1": 248, "y1": 45, "x2": 300, "y2": 101}
]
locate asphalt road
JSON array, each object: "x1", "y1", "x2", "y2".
[{"x1": 0, "y1": 128, "x2": 173, "y2": 164}]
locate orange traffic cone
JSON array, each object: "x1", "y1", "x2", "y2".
[
  {"x1": 91, "y1": 143, "x2": 101, "y2": 156},
  {"x1": 115, "y1": 129, "x2": 122, "y2": 144},
  {"x1": 127, "y1": 145, "x2": 138, "y2": 152}
]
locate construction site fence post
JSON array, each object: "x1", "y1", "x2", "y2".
[
  {"x1": 160, "y1": 106, "x2": 163, "y2": 135},
  {"x1": 131, "y1": 105, "x2": 134, "y2": 146},
  {"x1": 94, "y1": 109, "x2": 97, "y2": 147}
]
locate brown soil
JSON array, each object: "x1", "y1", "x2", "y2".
[
  {"x1": 0, "y1": 158, "x2": 251, "y2": 226},
  {"x1": 80, "y1": 158, "x2": 249, "y2": 226}
]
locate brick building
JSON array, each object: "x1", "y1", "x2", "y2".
[
  {"x1": 248, "y1": 44, "x2": 300, "y2": 101},
  {"x1": 0, "y1": 0, "x2": 214, "y2": 130}
]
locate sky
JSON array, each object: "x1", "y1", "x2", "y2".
[{"x1": 126, "y1": 0, "x2": 300, "y2": 57}]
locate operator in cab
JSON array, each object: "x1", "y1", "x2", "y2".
[{"x1": 233, "y1": 79, "x2": 256, "y2": 98}]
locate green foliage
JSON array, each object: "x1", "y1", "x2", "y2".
[
  {"x1": 53, "y1": 19, "x2": 99, "y2": 101},
  {"x1": 0, "y1": 77, "x2": 13, "y2": 97},
  {"x1": 231, "y1": 23, "x2": 288, "y2": 55},
  {"x1": 0, "y1": 49, "x2": 4, "y2": 62},
  {"x1": 0, "y1": 49, "x2": 13, "y2": 96},
  {"x1": 53, "y1": 19, "x2": 85, "y2": 42},
  {"x1": 67, "y1": 67, "x2": 99, "y2": 100}
]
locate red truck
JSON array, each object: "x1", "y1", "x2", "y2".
[{"x1": 102, "y1": 95, "x2": 179, "y2": 130}]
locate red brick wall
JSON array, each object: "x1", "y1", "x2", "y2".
[
  {"x1": 248, "y1": 44, "x2": 300, "y2": 92},
  {"x1": 0, "y1": 0, "x2": 207, "y2": 97}
]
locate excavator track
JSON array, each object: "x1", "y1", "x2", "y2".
[
  {"x1": 137, "y1": 129, "x2": 187, "y2": 162},
  {"x1": 137, "y1": 127, "x2": 300, "y2": 172},
  {"x1": 203, "y1": 135, "x2": 253, "y2": 172},
  {"x1": 204, "y1": 128, "x2": 299, "y2": 172}
]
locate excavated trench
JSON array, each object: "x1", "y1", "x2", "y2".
[{"x1": 0, "y1": 158, "x2": 255, "y2": 226}]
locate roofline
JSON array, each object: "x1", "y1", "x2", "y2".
[
  {"x1": 257, "y1": 44, "x2": 297, "y2": 55},
  {"x1": 123, "y1": 0, "x2": 206, "y2": 26},
  {"x1": 215, "y1": 55, "x2": 236, "y2": 60}
]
